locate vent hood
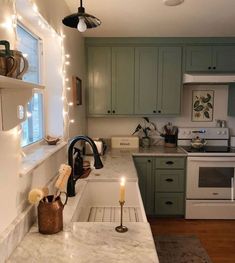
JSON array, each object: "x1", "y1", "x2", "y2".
[{"x1": 183, "y1": 74, "x2": 235, "y2": 84}]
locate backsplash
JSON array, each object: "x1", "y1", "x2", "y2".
[{"x1": 88, "y1": 84, "x2": 235, "y2": 138}]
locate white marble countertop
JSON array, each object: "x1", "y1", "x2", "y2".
[
  {"x1": 7, "y1": 223, "x2": 157, "y2": 263},
  {"x1": 7, "y1": 145, "x2": 187, "y2": 262}
]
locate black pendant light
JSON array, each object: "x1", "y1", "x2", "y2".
[{"x1": 62, "y1": 0, "x2": 101, "y2": 32}]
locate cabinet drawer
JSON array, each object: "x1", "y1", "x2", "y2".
[
  {"x1": 155, "y1": 157, "x2": 185, "y2": 169},
  {"x1": 155, "y1": 193, "x2": 184, "y2": 215},
  {"x1": 155, "y1": 170, "x2": 185, "y2": 192}
]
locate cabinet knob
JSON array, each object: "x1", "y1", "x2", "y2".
[
  {"x1": 107, "y1": 110, "x2": 111, "y2": 113},
  {"x1": 153, "y1": 110, "x2": 156, "y2": 113},
  {"x1": 147, "y1": 160, "x2": 151, "y2": 163},
  {"x1": 213, "y1": 66, "x2": 216, "y2": 70},
  {"x1": 158, "y1": 110, "x2": 161, "y2": 114},
  {"x1": 112, "y1": 110, "x2": 116, "y2": 114},
  {"x1": 208, "y1": 66, "x2": 211, "y2": 70},
  {"x1": 165, "y1": 178, "x2": 173, "y2": 182},
  {"x1": 166, "y1": 161, "x2": 174, "y2": 165},
  {"x1": 165, "y1": 201, "x2": 173, "y2": 205}
]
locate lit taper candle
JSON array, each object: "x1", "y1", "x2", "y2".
[{"x1": 120, "y1": 177, "x2": 126, "y2": 202}]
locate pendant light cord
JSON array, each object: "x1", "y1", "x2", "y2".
[{"x1": 80, "y1": 0, "x2": 83, "y2": 7}]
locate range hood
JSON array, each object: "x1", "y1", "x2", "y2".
[{"x1": 183, "y1": 73, "x2": 235, "y2": 84}]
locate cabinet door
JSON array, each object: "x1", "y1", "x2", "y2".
[
  {"x1": 228, "y1": 83, "x2": 235, "y2": 116},
  {"x1": 157, "y1": 47, "x2": 182, "y2": 115},
  {"x1": 134, "y1": 157, "x2": 154, "y2": 215},
  {"x1": 213, "y1": 46, "x2": 235, "y2": 72},
  {"x1": 135, "y1": 47, "x2": 158, "y2": 114},
  {"x1": 87, "y1": 47, "x2": 112, "y2": 115},
  {"x1": 185, "y1": 46, "x2": 212, "y2": 72},
  {"x1": 112, "y1": 47, "x2": 135, "y2": 114},
  {"x1": 155, "y1": 170, "x2": 185, "y2": 192}
]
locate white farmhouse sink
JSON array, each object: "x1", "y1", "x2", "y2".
[{"x1": 72, "y1": 181, "x2": 147, "y2": 223}]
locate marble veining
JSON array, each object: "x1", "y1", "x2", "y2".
[
  {"x1": 7, "y1": 223, "x2": 158, "y2": 263},
  {"x1": 20, "y1": 141, "x2": 67, "y2": 176},
  {"x1": 4, "y1": 145, "x2": 186, "y2": 262}
]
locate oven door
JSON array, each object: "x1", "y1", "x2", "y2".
[{"x1": 187, "y1": 157, "x2": 235, "y2": 199}]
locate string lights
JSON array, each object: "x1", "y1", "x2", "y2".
[{"x1": 1, "y1": 0, "x2": 75, "y2": 139}]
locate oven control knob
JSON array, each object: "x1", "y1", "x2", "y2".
[
  {"x1": 187, "y1": 131, "x2": 191, "y2": 135},
  {"x1": 222, "y1": 131, "x2": 227, "y2": 135},
  {"x1": 217, "y1": 131, "x2": 221, "y2": 135}
]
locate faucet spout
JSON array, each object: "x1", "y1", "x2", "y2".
[{"x1": 67, "y1": 136, "x2": 103, "y2": 197}]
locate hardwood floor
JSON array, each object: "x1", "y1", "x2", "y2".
[{"x1": 148, "y1": 217, "x2": 235, "y2": 263}]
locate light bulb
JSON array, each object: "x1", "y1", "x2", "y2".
[{"x1": 77, "y1": 17, "x2": 87, "y2": 32}]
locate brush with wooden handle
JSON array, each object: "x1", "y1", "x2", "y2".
[{"x1": 53, "y1": 164, "x2": 72, "y2": 201}]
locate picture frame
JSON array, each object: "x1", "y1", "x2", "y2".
[
  {"x1": 192, "y1": 90, "x2": 214, "y2": 122},
  {"x1": 72, "y1": 76, "x2": 82, "y2": 105}
]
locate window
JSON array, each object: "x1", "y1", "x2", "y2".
[{"x1": 17, "y1": 24, "x2": 44, "y2": 147}]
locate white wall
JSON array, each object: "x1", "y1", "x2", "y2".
[
  {"x1": 0, "y1": 0, "x2": 86, "y2": 234},
  {"x1": 88, "y1": 85, "x2": 235, "y2": 138}
]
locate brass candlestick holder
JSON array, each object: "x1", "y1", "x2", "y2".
[{"x1": 115, "y1": 200, "x2": 128, "y2": 233}]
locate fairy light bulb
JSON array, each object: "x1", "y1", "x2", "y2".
[{"x1": 77, "y1": 17, "x2": 87, "y2": 32}]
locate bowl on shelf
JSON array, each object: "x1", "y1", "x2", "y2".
[{"x1": 44, "y1": 136, "x2": 60, "y2": 145}]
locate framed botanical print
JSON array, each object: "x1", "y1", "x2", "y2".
[
  {"x1": 72, "y1": 76, "x2": 82, "y2": 105},
  {"x1": 192, "y1": 90, "x2": 214, "y2": 122}
]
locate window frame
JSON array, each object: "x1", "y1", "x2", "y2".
[{"x1": 17, "y1": 21, "x2": 45, "y2": 149}]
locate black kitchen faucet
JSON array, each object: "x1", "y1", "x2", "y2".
[{"x1": 67, "y1": 136, "x2": 103, "y2": 197}]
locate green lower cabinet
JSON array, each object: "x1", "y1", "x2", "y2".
[
  {"x1": 134, "y1": 156, "x2": 185, "y2": 217},
  {"x1": 155, "y1": 193, "x2": 184, "y2": 216},
  {"x1": 155, "y1": 170, "x2": 185, "y2": 192},
  {"x1": 133, "y1": 157, "x2": 154, "y2": 215}
]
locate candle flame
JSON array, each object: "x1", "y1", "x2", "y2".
[{"x1": 120, "y1": 177, "x2": 126, "y2": 186}]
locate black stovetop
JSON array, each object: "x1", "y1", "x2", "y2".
[{"x1": 181, "y1": 146, "x2": 235, "y2": 153}]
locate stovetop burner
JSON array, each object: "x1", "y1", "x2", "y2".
[{"x1": 181, "y1": 146, "x2": 235, "y2": 153}]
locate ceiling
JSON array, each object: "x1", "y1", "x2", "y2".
[{"x1": 64, "y1": 0, "x2": 235, "y2": 37}]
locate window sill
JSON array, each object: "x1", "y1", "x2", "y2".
[{"x1": 19, "y1": 141, "x2": 67, "y2": 176}]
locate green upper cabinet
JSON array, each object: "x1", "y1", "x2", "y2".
[
  {"x1": 158, "y1": 47, "x2": 182, "y2": 115},
  {"x1": 112, "y1": 47, "x2": 135, "y2": 115},
  {"x1": 87, "y1": 47, "x2": 111, "y2": 115},
  {"x1": 185, "y1": 46, "x2": 212, "y2": 72},
  {"x1": 186, "y1": 45, "x2": 235, "y2": 72},
  {"x1": 135, "y1": 47, "x2": 158, "y2": 114},
  {"x1": 213, "y1": 46, "x2": 235, "y2": 72},
  {"x1": 134, "y1": 46, "x2": 182, "y2": 115}
]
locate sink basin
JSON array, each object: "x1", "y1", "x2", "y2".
[{"x1": 72, "y1": 181, "x2": 147, "y2": 223}]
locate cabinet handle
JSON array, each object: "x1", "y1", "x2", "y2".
[
  {"x1": 165, "y1": 201, "x2": 173, "y2": 205},
  {"x1": 165, "y1": 178, "x2": 173, "y2": 182},
  {"x1": 147, "y1": 160, "x2": 151, "y2": 163},
  {"x1": 153, "y1": 110, "x2": 156, "y2": 113},
  {"x1": 158, "y1": 110, "x2": 161, "y2": 114},
  {"x1": 166, "y1": 161, "x2": 174, "y2": 165},
  {"x1": 208, "y1": 66, "x2": 211, "y2": 70},
  {"x1": 107, "y1": 110, "x2": 111, "y2": 114},
  {"x1": 112, "y1": 110, "x2": 116, "y2": 114},
  {"x1": 213, "y1": 66, "x2": 216, "y2": 70}
]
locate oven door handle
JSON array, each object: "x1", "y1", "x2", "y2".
[{"x1": 188, "y1": 157, "x2": 235, "y2": 162}]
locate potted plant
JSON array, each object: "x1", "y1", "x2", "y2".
[{"x1": 132, "y1": 117, "x2": 157, "y2": 147}]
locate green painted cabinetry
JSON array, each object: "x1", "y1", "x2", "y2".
[
  {"x1": 88, "y1": 47, "x2": 111, "y2": 115},
  {"x1": 134, "y1": 156, "x2": 186, "y2": 216},
  {"x1": 87, "y1": 47, "x2": 135, "y2": 116},
  {"x1": 158, "y1": 47, "x2": 182, "y2": 115},
  {"x1": 133, "y1": 157, "x2": 154, "y2": 215},
  {"x1": 134, "y1": 47, "x2": 182, "y2": 115},
  {"x1": 154, "y1": 157, "x2": 185, "y2": 216},
  {"x1": 134, "y1": 47, "x2": 158, "y2": 114},
  {"x1": 186, "y1": 45, "x2": 235, "y2": 72},
  {"x1": 112, "y1": 47, "x2": 135, "y2": 114},
  {"x1": 228, "y1": 83, "x2": 235, "y2": 116}
]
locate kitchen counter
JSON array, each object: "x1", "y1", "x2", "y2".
[
  {"x1": 7, "y1": 223, "x2": 157, "y2": 263},
  {"x1": 7, "y1": 145, "x2": 186, "y2": 262}
]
